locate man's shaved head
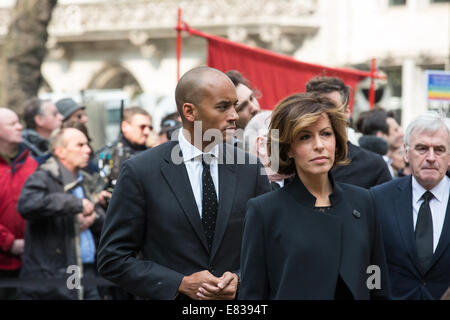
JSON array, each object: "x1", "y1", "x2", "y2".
[
  {"x1": 0, "y1": 107, "x2": 17, "y2": 120},
  {"x1": 173, "y1": 66, "x2": 239, "y2": 149},
  {"x1": 175, "y1": 66, "x2": 232, "y2": 119}
]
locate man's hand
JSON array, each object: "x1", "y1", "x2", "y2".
[
  {"x1": 178, "y1": 270, "x2": 220, "y2": 300},
  {"x1": 82, "y1": 198, "x2": 94, "y2": 216},
  {"x1": 78, "y1": 213, "x2": 96, "y2": 232},
  {"x1": 97, "y1": 190, "x2": 112, "y2": 208},
  {"x1": 9, "y1": 239, "x2": 25, "y2": 256},
  {"x1": 196, "y1": 271, "x2": 239, "y2": 300}
]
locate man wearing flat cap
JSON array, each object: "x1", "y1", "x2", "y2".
[
  {"x1": 56, "y1": 98, "x2": 98, "y2": 174},
  {"x1": 56, "y1": 98, "x2": 88, "y2": 124}
]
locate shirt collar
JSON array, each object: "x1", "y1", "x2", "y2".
[
  {"x1": 178, "y1": 129, "x2": 219, "y2": 163},
  {"x1": 58, "y1": 160, "x2": 78, "y2": 185},
  {"x1": 412, "y1": 175, "x2": 450, "y2": 204},
  {"x1": 383, "y1": 155, "x2": 393, "y2": 165}
]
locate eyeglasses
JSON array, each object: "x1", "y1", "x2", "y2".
[
  {"x1": 75, "y1": 113, "x2": 87, "y2": 120},
  {"x1": 138, "y1": 124, "x2": 153, "y2": 131},
  {"x1": 162, "y1": 120, "x2": 178, "y2": 128}
]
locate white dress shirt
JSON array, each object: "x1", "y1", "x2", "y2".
[
  {"x1": 412, "y1": 175, "x2": 450, "y2": 252},
  {"x1": 274, "y1": 180, "x2": 284, "y2": 188},
  {"x1": 383, "y1": 155, "x2": 395, "y2": 178},
  {"x1": 346, "y1": 127, "x2": 359, "y2": 146},
  {"x1": 178, "y1": 129, "x2": 219, "y2": 218}
]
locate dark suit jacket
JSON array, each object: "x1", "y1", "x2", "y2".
[
  {"x1": 96, "y1": 141, "x2": 271, "y2": 299},
  {"x1": 332, "y1": 141, "x2": 392, "y2": 189},
  {"x1": 371, "y1": 176, "x2": 450, "y2": 299},
  {"x1": 239, "y1": 174, "x2": 391, "y2": 300}
]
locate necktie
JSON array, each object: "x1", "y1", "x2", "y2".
[
  {"x1": 202, "y1": 157, "x2": 218, "y2": 252},
  {"x1": 415, "y1": 191, "x2": 434, "y2": 273}
]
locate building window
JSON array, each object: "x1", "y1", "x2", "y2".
[
  {"x1": 383, "y1": 67, "x2": 402, "y2": 98},
  {"x1": 389, "y1": 0, "x2": 407, "y2": 5}
]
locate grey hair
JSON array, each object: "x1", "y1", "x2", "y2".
[
  {"x1": 49, "y1": 128, "x2": 67, "y2": 153},
  {"x1": 243, "y1": 110, "x2": 272, "y2": 154},
  {"x1": 404, "y1": 111, "x2": 450, "y2": 151}
]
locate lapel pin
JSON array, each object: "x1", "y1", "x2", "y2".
[{"x1": 353, "y1": 209, "x2": 361, "y2": 219}]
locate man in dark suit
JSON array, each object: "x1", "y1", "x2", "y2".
[
  {"x1": 97, "y1": 66, "x2": 271, "y2": 300},
  {"x1": 334, "y1": 141, "x2": 392, "y2": 188},
  {"x1": 371, "y1": 112, "x2": 450, "y2": 299},
  {"x1": 306, "y1": 76, "x2": 392, "y2": 189}
]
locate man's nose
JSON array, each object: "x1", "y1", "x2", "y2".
[
  {"x1": 143, "y1": 126, "x2": 151, "y2": 135},
  {"x1": 249, "y1": 102, "x2": 259, "y2": 115},
  {"x1": 229, "y1": 107, "x2": 239, "y2": 122},
  {"x1": 426, "y1": 149, "x2": 437, "y2": 162},
  {"x1": 83, "y1": 145, "x2": 91, "y2": 155}
]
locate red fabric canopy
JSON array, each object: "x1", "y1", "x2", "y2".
[
  {"x1": 179, "y1": 21, "x2": 381, "y2": 112},
  {"x1": 207, "y1": 37, "x2": 370, "y2": 111}
]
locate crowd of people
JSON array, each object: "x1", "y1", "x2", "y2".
[{"x1": 0, "y1": 66, "x2": 449, "y2": 300}]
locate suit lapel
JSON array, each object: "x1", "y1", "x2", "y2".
[
  {"x1": 429, "y1": 193, "x2": 450, "y2": 268},
  {"x1": 160, "y1": 142, "x2": 209, "y2": 253},
  {"x1": 210, "y1": 144, "x2": 237, "y2": 261},
  {"x1": 394, "y1": 176, "x2": 423, "y2": 274}
]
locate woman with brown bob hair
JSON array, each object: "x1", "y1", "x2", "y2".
[{"x1": 239, "y1": 93, "x2": 391, "y2": 300}]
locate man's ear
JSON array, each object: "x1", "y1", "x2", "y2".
[
  {"x1": 53, "y1": 146, "x2": 64, "y2": 161},
  {"x1": 182, "y1": 103, "x2": 197, "y2": 123},
  {"x1": 121, "y1": 121, "x2": 129, "y2": 135},
  {"x1": 376, "y1": 131, "x2": 388, "y2": 140},
  {"x1": 34, "y1": 114, "x2": 44, "y2": 127},
  {"x1": 403, "y1": 144, "x2": 409, "y2": 164}
]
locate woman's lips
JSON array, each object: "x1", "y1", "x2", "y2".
[{"x1": 311, "y1": 156, "x2": 329, "y2": 164}]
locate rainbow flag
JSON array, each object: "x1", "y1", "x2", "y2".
[{"x1": 426, "y1": 71, "x2": 450, "y2": 101}]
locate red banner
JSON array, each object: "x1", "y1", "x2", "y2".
[{"x1": 207, "y1": 37, "x2": 368, "y2": 112}]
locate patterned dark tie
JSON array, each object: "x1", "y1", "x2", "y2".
[
  {"x1": 202, "y1": 157, "x2": 218, "y2": 252},
  {"x1": 415, "y1": 191, "x2": 434, "y2": 273}
]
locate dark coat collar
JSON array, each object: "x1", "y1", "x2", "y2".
[
  {"x1": 120, "y1": 135, "x2": 147, "y2": 152},
  {"x1": 286, "y1": 172, "x2": 343, "y2": 208},
  {"x1": 162, "y1": 140, "x2": 235, "y2": 168},
  {"x1": 21, "y1": 128, "x2": 49, "y2": 154}
]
